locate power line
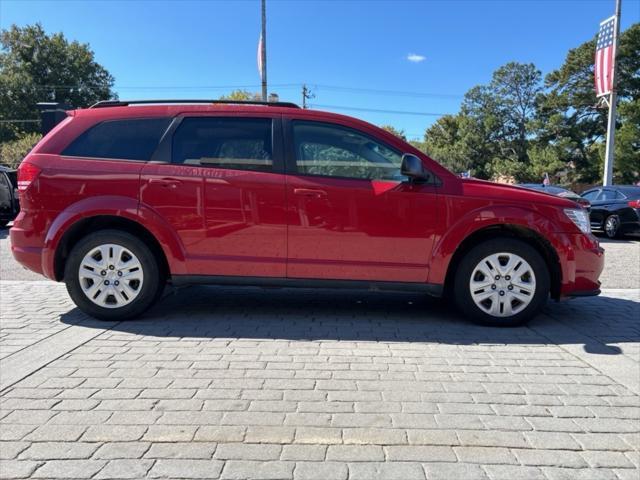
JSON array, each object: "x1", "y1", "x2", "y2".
[
  {"x1": 312, "y1": 104, "x2": 448, "y2": 116},
  {"x1": 28, "y1": 83, "x2": 301, "y2": 91},
  {"x1": 313, "y1": 84, "x2": 462, "y2": 99},
  {"x1": 25, "y1": 83, "x2": 465, "y2": 99}
]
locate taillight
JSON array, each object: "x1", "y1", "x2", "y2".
[
  {"x1": 628, "y1": 199, "x2": 640, "y2": 209},
  {"x1": 17, "y1": 162, "x2": 41, "y2": 192}
]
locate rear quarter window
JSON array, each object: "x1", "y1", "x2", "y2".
[
  {"x1": 62, "y1": 118, "x2": 171, "y2": 161},
  {"x1": 619, "y1": 189, "x2": 640, "y2": 200}
]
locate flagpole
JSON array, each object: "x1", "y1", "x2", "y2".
[
  {"x1": 603, "y1": 0, "x2": 622, "y2": 186},
  {"x1": 261, "y1": 0, "x2": 268, "y2": 101}
]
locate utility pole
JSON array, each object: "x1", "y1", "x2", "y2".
[
  {"x1": 603, "y1": 0, "x2": 622, "y2": 186},
  {"x1": 260, "y1": 0, "x2": 268, "y2": 101},
  {"x1": 301, "y1": 84, "x2": 314, "y2": 109}
]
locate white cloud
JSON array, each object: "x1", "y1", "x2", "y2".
[{"x1": 407, "y1": 53, "x2": 426, "y2": 63}]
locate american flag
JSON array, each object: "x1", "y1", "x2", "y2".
[{"x1": 595, "y1": 16, "x2": 616, "y2": 97}]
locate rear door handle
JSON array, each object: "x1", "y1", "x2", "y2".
[
  {"x1": 149, "y1": 178, "x2": 182, "y2": 188},
  {"x1": 294, "y1": 188, "x2": 327, "y2": 199}
]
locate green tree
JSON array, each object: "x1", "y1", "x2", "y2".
[
  {"x1": 536, "y1": 23, "x2": 640, "y2": 184},
  {"x1": 423, "y1": 114, "x2": 474, "y2": 175},
  {"x1": 0, "y1": 23, "x2": 116, "y2": 142},
  {"x1": 424, "y1": 25, "x2": 639, "y2": 185},
  {"x1": 424, "y1": 63, "x2": 542, "y2": 180},
  {"x1": 219, "y1": 90, "x2": 259, "y2": 101},
  {"x1": 490, "y1": 62, "x2": 542, "y2": 164},
  {"x1": 380, "y1": 125, "x2": 407, "y2": 141},
  {"x1": 612, "y1": 98, "x2": 640, "y2": 184}
]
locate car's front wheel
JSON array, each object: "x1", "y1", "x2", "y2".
[
  {"x1": 64, "y1": 229, "x2": 163, "y2": 320},
  {"x1": 453, "y1": 238, "x2": 550, "y2": 327}
]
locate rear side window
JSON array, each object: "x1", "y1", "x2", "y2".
[
  {"x1": 172, "y1": 117, "x2": 273, "y2": 172},
  {"x1": 598, "y1": 190, "x2": 624, "y2": 201},
  {"x1": 62, "y1": 118, "x2": 171, "y2": 161}
]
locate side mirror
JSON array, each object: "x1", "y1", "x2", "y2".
[{"x1": 401, "y1": 154, "x2": 430, "y2": 182}]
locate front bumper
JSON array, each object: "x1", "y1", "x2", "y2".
[{"x1": 558, "y1": 233, "x2": 604, "y2": 297}]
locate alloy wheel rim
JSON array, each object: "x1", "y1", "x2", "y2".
[
  {"x1": 469, "y1": 252, "x2": 536, "y2": 318},
  {"x1": 78, "y1": 244, "x2": 144, "y2": 308},
  {"x1": 605, "y1": 217, "x2": 618, "y2": 237}
]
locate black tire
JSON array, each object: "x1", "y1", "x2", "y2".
[
  {"x1": 453, "y1": 238, "x2": 550, "y2": 327},
  {"x1": 0, "y1": 220, "x2": 8, "y2": 229},
  {"x1": 64, "y1": 229, "x2": 164, "y2": 321},
  {"x1": 604, "y1": 214, "x2": 622, "y2": 239}
]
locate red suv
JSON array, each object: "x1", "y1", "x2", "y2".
[{"x1": 11, "y1": 100, "x2": 604, "y2": 326}]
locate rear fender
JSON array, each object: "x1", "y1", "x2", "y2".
[{"x1": 43, "y1": 195, "x2": 187, "y2": 278}]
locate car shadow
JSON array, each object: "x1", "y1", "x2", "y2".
[
  {"x1": 596, "y1": 234, "x2": 640, "y2": 244},
  {"x1": 60, "y1": 285, "x2": 638, "y2": 356}
]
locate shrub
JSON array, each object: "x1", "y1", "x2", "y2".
[{"x1": 0, "y1": 132, "x2": 42, "y2": 168}]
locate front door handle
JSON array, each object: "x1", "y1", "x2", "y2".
[
  {"x1": 149, "y1": 178, "x2": 182, "y2": 188},
  {"x1": 294, "y1": 188, "x2": 327, "y2": 199}
]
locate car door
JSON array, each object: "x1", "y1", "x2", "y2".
[
  {"x1": 592, "y1": 189, "x2": 619, "y2": 227},
  {"x1": 582, "y1": 189, "x2": 602, "y2": 227},
  {"x1": 608, "y1": 189, "x2": 628, "y2": 217},
  {"x1": 284, "y1": 118, "x2": 438, "y2": 283},
  {"x1": 0, "y1": 172, "x2": 12, "y2": 221},
  {"x1": 140, "y1": 114, "x2": 287, "y2": 278},
  {"x1": 5, "y1": 170, "x2": 19, "y2": 214}
]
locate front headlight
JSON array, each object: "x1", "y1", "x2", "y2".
[{"x1": 564, "y1": 208, "x2": 591, "y2": 234}]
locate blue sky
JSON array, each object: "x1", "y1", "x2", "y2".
[{"x1": 1, "y1": 0, "x2": 638, "y2": 139}]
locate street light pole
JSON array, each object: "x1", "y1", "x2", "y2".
[
  {"x1": 261, "y1": 0, "x2": 268, "y2": 101},
  {"x1": 603, "y1": 0, "x2": 622, "y2": 186}
]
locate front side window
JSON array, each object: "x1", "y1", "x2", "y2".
[
  {"x1": 292, "y1": 121, "x2": 402, "y2": 180},
  {"x1": 63, "y1": 118, "x2": 171, "y2": 161},
  {"x1": 581, "y1": 190, "x2": 599, "y2": 201},
  {"x1": 172, "y1": 117, "x2": 273, "y2": 172}
]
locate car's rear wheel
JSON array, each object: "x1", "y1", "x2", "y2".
[
  {"x1": 453, "y1": 238, "x2": 550, "y2": 327},
  {"x1": 604, "y1": 214, "x2": 621, "y2": 239},
  {"x1": 64, "y1": 229, "x2": 163, "y2": 320}
]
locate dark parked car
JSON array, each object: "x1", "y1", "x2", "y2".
[
  {"x1": 0, "y1": 166, "x2": 19, "y2": 228},
  {"x1": 518, "y1": 184, "x2": 591, "y2": 210},
  {"x1": 581, "y1": 186, "x2": 640, "y2": 238}
]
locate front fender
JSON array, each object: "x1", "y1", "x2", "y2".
[
  {"x1": 427, "y1": 204, "x2": 567, "y2": 286},
  {"x1": 42, "y1": 196, "x2": 187, "y2": 279}
]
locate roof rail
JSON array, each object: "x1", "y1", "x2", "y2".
[{"x1": 89, "y1": 99, "x2": 300, "y2": 109}]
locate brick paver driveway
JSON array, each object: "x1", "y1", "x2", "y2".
[{"x1": 0, "y1": 281, "x2": 638, "y2": 480}]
